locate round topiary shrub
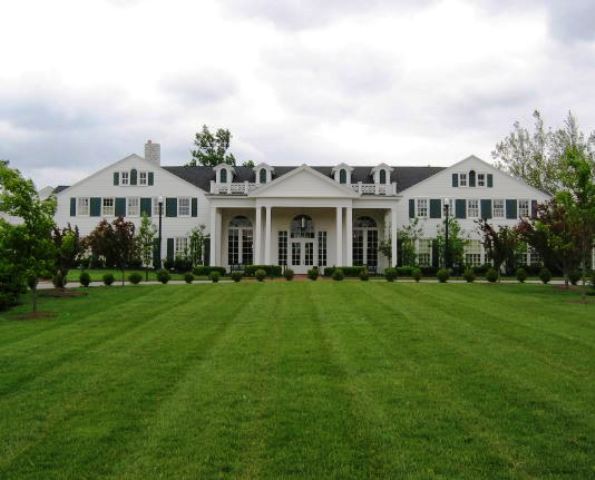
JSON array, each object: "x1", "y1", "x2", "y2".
[
  {"x1": 284, "y1": 268, "x2": 295, "y2": 281},
  {"x1": 79, "y1": 271, "x2": 91, "y2": 287},
  {"x1": 184, "y1": 272, "x2": 194, "y2": 284},
  {"x1": 463, "y1": 268, "x2": 475, "y2": 283},
  {"x1": 156, "y1": 269, "x2": 170, "y2": 284},
  {"x1": 209, "y1": 271, "x2": 221, "y2": 283},
  {"x1": 384, "y1": 267, "x2": 397, "y2": 282},
  {"x1": 332, "y1": 268, "x2": 344, "y2": 281},
  {"x1": 568, "y1": 271, "x2": 581, "y2": 286},
  {"x1": 412, "y1": 268, "x2": 422, "y2": 283},
  {"x1": 128, "y1": 272, "x2": 142, "y2": 285},
  {"x1": 516, "y1": 267, "x2": 528, "y2": 283},
  {"x1": 231, "y1": 271, "x2": 243, "y2": 283},
  {"x1": 103, "y1": 272, "x2": 115, "y2": 286},
  {"x1": 539, "y1": 267, "x2": 552, "y2": 284},
  {"x1": 52, "y1": 272, "x2": 67, "y2": 289},
  {"x1": 360, "y1": 269, "x2": 369, "y2": 281},
  {"x1": 437, "y1": 269, "x2": 449, "y2": 283},
  {"x1": 307, "y1": 268, "x2": 319, "y2": 281},
  {"x1": 254, "y1": 269, "x2": 266, "y2": 282},
  {"x1": 485, "y1": 268, "x2": 498, "y2": 283}
]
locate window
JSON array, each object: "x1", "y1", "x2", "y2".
[
  {"x1": 469, "y1": 170, "x2": 476, "y2": 187},
  {"x1": 228, "y1": 216, "x2": 253, "y2": 266},
  {"x1": 465, "y1": 240, "x2": 482, "y2": 266},
  {"x1": 220, "y1": 169, "x2": 227, "y2": 183},
  {"x1": 467, "y1": 199, "x2": 479, "y2": 218},
  {"x1": 477, "y1": 173, "x2": 485, "y2": 187},
  {"x1": 178, "y1": 197, "x2": 190, "y2": 216},
  {"x1": 175, "y1": 237, "x2": 188, "y2": 257},
  {"x1": 152, "y1": 197, "x2": 160, "y2": 217},
  {"x1": 317, "y1": 231, "x2": 327, "y2": 266},
  {"x1": 518, "y1": 199, "x2": 529, "y2": 217},
  {"x1": 493, "y1": 199, "x2": 504, "y2": 218},
  {"x1": 291, "y1": 215, "x2": 314, "y2": 238},
  {"x1": 278, "y1": 231, "x2": 288, "y2": 266},
  {"x1": 127, "y1": 197, "x2": 139, "y2": 217},
  {"x1": 353, "y1": 217, "x2": 378, "y2": 268},
  {"x1": 102, "y1": 197, "x2": 114, "y2": 216},
  {"x1": 379, "y1": 170, "x2": 387, "y2": 184},
  {"x1": 529, "y1": 246, "x2": 542, "y2": 266},
  {"x1": 417, "y1": 199, "x2": 428, "y2": 217},
  {"x1": 292, "y1": 242, "x2": 301, "y2": 266},
  {"x1": 515, "y1": 244, "x2": 528, "y2": 266},
  {"x1": 305, "y1": 243, "x2": 314, "y2": 266},
  {"x1": 259, "y1": 169, "x2": 267, "y2": 184},
  {"x1": 339, "y1": 169, "x2": 347, "y2": 184},
  {"x1": 139, "y1": 171, "x2": 147, "y2": 185},
  {"x1": 418, "y1": 239, "x2": 432, "y2": 266},
  {"x1": 459, "y1": 173, "x2": 467, "y2": 187},
  {"x1": 77, "y1": 197, "x2": 89, "y2": 216},
  {"x1": 121, "y1": 172, "x2": 129, "y2": 185}
]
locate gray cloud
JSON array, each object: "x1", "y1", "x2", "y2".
[{"x1": 160, "y1": 71, "x2": 238, "y2": 105}]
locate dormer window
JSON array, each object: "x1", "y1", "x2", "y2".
[
  {"x1": 371, "y1": 163, "x2": 394, "y2": 186},
  {"x1": 379, "y1": 170, "x2": 386, "y2": 184},
  {"x1": 259, "y1": 169, "x2": 267, "y2": 184},
  {"x1": 220, "y1": 169, "x2": 227, "y2": 183},
  {"x1": 339, "y1": 169, "x2": 347, "y2": 184},
  {"x1": 332, "y1": 163, "x2": 353, "y2": 184},
  {"x1": 253, "y1": 162, "x2": 274, "y2": 185}
]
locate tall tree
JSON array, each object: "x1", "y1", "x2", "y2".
[
  {"x1": 398, "y1": 218, "x2": 423, "y2": 266},
  {"x1": 52, "y1": 225, "x2": 83, "y2": 287},
  {"x1": 188, "y1": 125, "x2": 237, "y2": 166},
  {"x1": 137, "y1": 213, "x2": 157, "y2": 281},
  {"x1": 435, "y1": 217, "x2": 468, "y2": 269},
  {"x1": 477, "y1": 220, "x2": 520, "y2": 279},
  {"x1": 112, "y1": 217, "x2": 137, "y2": 286},
  {"x1": 492, "y1": 110, "x2": 595, "y2": 194}
]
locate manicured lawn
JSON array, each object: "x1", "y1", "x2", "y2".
[{"x1": 0, "y1": 283, "x2": 593, "y2": 479}]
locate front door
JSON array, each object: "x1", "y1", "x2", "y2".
[{"x1": 291, "y1": 239, "x2": 315, "y2": 274}]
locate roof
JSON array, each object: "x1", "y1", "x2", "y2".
[{"x1": 53, "y1": 185, "x2": 70, "y2": 194}]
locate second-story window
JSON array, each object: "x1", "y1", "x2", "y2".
[
  {"x1": 493, "y1": 199, "x2": 504, "y2": 217},
  {"x1": 477, "y1": 173, "x2": 485, "y2": 187},
  {"x1": 121, "y1": 172, "x2": 129, "y2": 185},
  {"x1": 220, "y1": 169, "x2": 227, "y2": 183},
  {"x1": 178, "y1": 197, "x2": 191, "y2": 216},
  {"x1": 339, "y1": 169, "x2": 347, "y2": 184},
  {"x1": 77, "y1": 197, "x2": 89, "y2": 216},
  {"x1": 259, "y1": 169, "x2": 267, "y2": 184},
  {"x1": 417, "y1": 199, "x2": 428, "y2": 217},
  {"x1": 102, "y1": 197, "x2": 114, "y2": 216},
  {"x1": 379, "y1": 170, "x2": 386, "y2": 184},
  {"x1": 139, "y1": 172, "x2": 147, "y2": 185},
  {"x1": 459, "y1": 173, "x2": 467, "y2": 187},
  {"x1": 518, "y1": 199, "x2": 529, "y2": 217}
]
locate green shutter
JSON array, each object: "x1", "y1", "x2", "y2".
[
  {"x1": 191, "y1": 198, "x2": 198, "y2": 217},
  {"x1": 90, "y1": 197, "x2": 101, "y2": 217},
  {"x1": 487, "y1": 174, "x2": 493, "y2": 188},
  {"x1": 409, "y1": 199, "x2": 415, "y2": 219},
  {"x1": 204, "y1": 238, "x2": 210, "y2": 266},
  {"x1": 431, "y1": 239, "x2": 440, "y2": 268},
  {"x1": 113, "y1": 172, "x2": 119, "y2": 186},
  {"x1": 506, "y1": 199, "x2": 517, "y2": 219},
  {"x1": 148, "y1": 172, "x2": 154, "y2": 185},
  {"x1": 140, "y1": 197, "x2": 152, "y2": 217},
  {"x1": 70, "y1": 198, "x2": 76, "y2": 216},
  {"x1": 167, "y1": 238, "x2": 174, "y2": 262},
  {"x1": 452, "y1": 173, "x2": 458, "y2": 187},
  {"x1": 166, "y1": 197, "x2": 177, "y2": 217},
  {"x1": 115, "y1": 197, "x2": 126, "y2": 217},
  {"x1": 481, "y1": 199, "x2": 492, "y2": 219},
  {"x1": 455, "y1": 199, "x2": 466, "y2": 219},
  {"x1": 429, "y1": 199, "x2": 442, "y2": 219},
  {"x1": 130, "y1": 169, "x2": 137, "y2": 185}
]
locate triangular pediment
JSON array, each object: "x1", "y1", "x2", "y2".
[{"x1": 249, "y1": 165, "x2": 358, "y2": 198}]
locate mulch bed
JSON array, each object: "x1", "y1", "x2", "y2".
[{"x1": 39, "y1": 289, "x2": 88, "y2": 298}]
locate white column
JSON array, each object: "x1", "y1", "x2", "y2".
[
  {"x1": 336, "y1": 206, "x2": 343, "y2": 266},
  {"x1": 345, "y1": 206, "x2": 353, "y2": 266},
  {"x1": 264, "y1": 206, "x2": 272, "y2": 264},
  {"x1": 255, "y1": 206, "x2": 262, "y2": 264},
  {"x1": 210, "y1": 206, "x2": 217, "y2": 266},
  {"x1": 391, "y1": 207, "x2": 398, "y2": 268}
]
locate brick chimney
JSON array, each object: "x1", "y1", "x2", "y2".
[{"x1": 144, "y1": 140, "x2": 161, "y2": 165}]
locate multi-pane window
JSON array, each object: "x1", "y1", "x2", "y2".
[
  {"x1": 459, "y1": 173, "x2": 467, "y2": 187},
  {"x1": 467, "y1": 199, "x2": 479, "y2": 218},
  {"x1": 175, "y1": 237, "x2": 188, "y2": 257},
  {"x1": 317, "y1": 231, "x2": 327, "y2": 266},
  {"x1": 305, "y1": 243, "x2": 314, "y2": 266},
  {"x1": 465, "y1": 240, "x2": 482, "y2": 266},
  {"x1": 102, "y1": 197, "x2": 114, "y2": 216},
  {"x1": 121, "y1": 172, "x2": 129, "y2": 185},
  {"x1": 515, "y1": 243, "x2": 528, "y2": 266},
  {"x1": 278, "y1": 231, "x2": 288, "y2": 265},
  {"x1": 228, "y1": 229, "x2": 239, "y2": 265},
  {"x1": 291, "y1": 215, "x2": 314, "y2": 238},
  {"x1": 152, "y1": 197, "x2": 160, "y2": 217},
  {"x1": 77, "y1": 197, "x2": 89, "y2": 216},
  {"x1": 292, "y1": 242, "x2": 301, "y2": 266},
  {"x1": 493, "y1": 199, "x2": 504, "y2": 217},
  {"x1": 418, "y1": 239, "x2": 432, "y2": 266},
  {"x1": 417, "y1": 199, "x2": 428, "y2": 217},
  {"x1": 259, "y1": 169, "x2": 267, "y2": 184},
  {"x1": 127, "y1": 197, "x2": 139, "y2": 216},
  {"x1": 353, "y1": 229, "x2": 364, "y2": 266},
  {"x1": 242, "y1": 229, "x2": 253, "y2": 265},
  {"x1": 228, "y1": 216, "x2": 253, "y2": 266},
  {"x1": 139, "y1": 171, "x2": 147, "y2": 185},
  {"x1": 477, "y1": 173, "x2": 485, "y2": 187},
  {"x1": 518, "y1": 199, "x2": 529, "y2": 217},
  {"x1": 353, "y1": 217, "x2": 378, "y2": 267},
  {"x1": 529, "y1": 246, "x2": 542, "y2": 265},
  {"x1": 178, "y1": 197, "x2": 190, "y2": 216}
]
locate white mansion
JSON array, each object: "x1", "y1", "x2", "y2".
[{"x1": 54, "y1": 141, "x2": 551, "y2": 273}]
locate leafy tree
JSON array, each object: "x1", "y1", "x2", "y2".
[
  {"x1": 112, "y1": 217, "x2": 137, "y2": 286},
  {"x1": 435, "y1": 217, "x2": 468, "y2": 270},
  {"x1": 84, "y1": 219, "x2": 116, "y2": 266},
  {"x1": 52, "y1": 225, "x2": 83, "y2": 286},
  {"x1": 398, "y1": 218, "x2": 423, "y2": 266},
  {"x1": 0, "y1": 162, "x2": 56, "y2": 312},
  {"x1": 189, "y1": 225, "x2": 207, "y2": 266},
  {"x1": 477, "y1": 220, "x2": 520, "y2": 279},
  {"x1": 188, "y1": 125, "x2": 236, "y2": 166},
  {"x1": 242, "y1": 160, "x2": 255, "y2": 168},
  {"x1": 137, "y1": 213, "x2": 157, "y2": 281},
  {"x1": 492, "y1": 111, "x2": 595, "y2": 194}
]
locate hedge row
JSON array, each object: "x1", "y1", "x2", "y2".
[{"x1": 243, "y1": 265, "x2": 283, "y2": 277}]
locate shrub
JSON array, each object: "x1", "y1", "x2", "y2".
[
  {"x1": 103, "y1": 273, "x2": 115, "y2": 286},
  {"x1": 324, "y1": 266, "x2": 371, "y2": 277},
  {"x1": 128, "y1": 272, "x2": 142, "y2": 285},
  {"x1": 244, "y1": 265, "x2": 282, "y2": 277},
  {"x1": 284, "y1": 268, "x2": 295, "y2": 281},
  {"x1": 420, "y1": 266, "x2": 437, "y2": 276},
  {"x1": 359, "y1": 269, "x2": 369, "y2": 281},
  {"x1": 332, "y1": 268, "x2": 344, "y2": 281},
  {"x1": 52, "y1": 272, "x2": 67, "y2": 289},
  {"x1": 79, "y1": 271, "x2": 91, "y2": 287},
  {"x1": 255, "y1": 269, "x2": 267, "y2": 282},
  {"x1": 231, "y1": 271, "x2": 243, "y2": 283},
  {"x1": 516, "y1": 267, "x2": 528, "y2": 283},
  {"x1": 184, "y1": 272, "x2": 194, "y2": 284},
  {"x1": 396, "y1": 266, "x2": 414, "y2": 277},
  {"x1": 568, "y1": 271, "x2": 581, "y2": 286},
  {"x1": 437, "y1": 269, "x2": 449, "y2": 283},
  {"x1": 485, "y1": 268, "x2": 498, "y2": 283},
  {"x1": 384, "y1": 268, "x2": 397, "y2": 282},
  {"x1": 539, "y1": 267, "x2": 552, "y2": 284},
  {"x1": 173, "y1": 256, "x2": 192, "y2": 273},
  {"x1": 463, "y1": 268, "x2": 475, "y2": 283},
  {"x1": 412, "y1": 268, "x2": 422, "y2": 283},
  {"x1": 472, "y1": 264, "x2": 490, "y2": 275},
  {"x1": 307, "y1": 268, "x2": 319, "y2": 281},
  {"x1": 156, "y1": 269, "x2": 170, "y2": 284},
  {"x1": 209, "y1": 271, "x2": 221, "y2": 283},
  {"x1": 192, "y1": 266, "x2": 226, "y2": 277}
]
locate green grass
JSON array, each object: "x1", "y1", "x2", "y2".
[{"x1": 1, "y1": 283, "x2": 593, "y2": 479}]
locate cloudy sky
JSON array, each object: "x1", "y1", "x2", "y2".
[{"x1": 1, "y1": 0, "x2": 594, "y2": 188}]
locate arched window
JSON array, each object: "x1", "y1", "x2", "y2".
[
  {"x1": 379, "y1": 170, "x2": 386, "y2": 184},
  {"x1": 354, "y1": 216, "x2": 377, "y2": 228},
  {"x1": 228, "y1": 216, "x2": 253, "y2": 266},
  {"x1": 291, "y1": 215, "x2": 314, "y2": 238},
  {"x1": 353, "y1": 216, "x2": 378, "y2": 268},
  {"x1": 469, "y1": 170, "x2": 476, "y2": 187},
  {"x1": 339, "y1": 169, "x2": 347, "y2": 184},
  {"x1": 220, "y1": 169, "x2": 227, "y2": 183},
  {"x1": 259, "y1": 168, "x2": 267, "y2": 184}
]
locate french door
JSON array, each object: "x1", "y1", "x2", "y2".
[{"x1": 290, "y1": 239, "x2": 315, "y2": 273}]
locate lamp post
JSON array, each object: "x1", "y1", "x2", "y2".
[
  {"x1": 443, "y1": 198, "x2": 450, "y2": 270},
  {"x1": 158, "y1": 196, "x2": 163, "y2": 269}
]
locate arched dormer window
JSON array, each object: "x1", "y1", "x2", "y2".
[
  {"x1": 259, "y1": 168, "x2": 267, "y2": 184},
  {"x1": 379, "y1": 170, "x2": 386, "y2": 184},
  {"x1": 339, "y1": 169, "x2": 347, "y2": 184},
  {"x1": 291, "y1": 215, "x2": 314, "y2": 238},
  {"x1": 332, "y1": 163, "x2": 353, "y2": 184},
  {"x1": 253, "y1": 162, "x2": 274, "y2": 185},
  {"x1": 220, "y1": 168, "x2": 228, "y2": 183},
  {"x1": 469, "y1": 170, "x2": 476, "y2": 187}
]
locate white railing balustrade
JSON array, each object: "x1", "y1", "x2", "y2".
[{"x1": 211, "y1": 180, "x2": 396, "y2": 195}]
